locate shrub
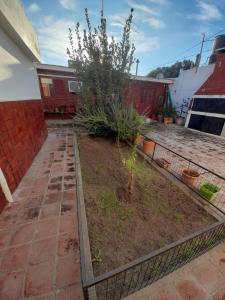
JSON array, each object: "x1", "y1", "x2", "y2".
[{"x1": 68, "y1": 8, "x2": 143, "y2": 140}]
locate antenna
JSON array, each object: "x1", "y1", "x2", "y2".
[
  {"x1": 101, "y1": 0, "x2": 104, "y2": 15},
  {"x1": 136, "y1": 59, "x2": 140, "y2": 76}
]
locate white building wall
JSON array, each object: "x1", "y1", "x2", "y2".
[
  {"x1": 170, "y1": 64, "x2": 215, "y2": 110},
  {"x1": 0, "y1": 28, "x2": 41, "y2": 101},
  {"x1": 0, "y1": 0, "x2": 40, "y2": 61}
]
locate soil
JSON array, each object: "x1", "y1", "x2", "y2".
[{"x1": 79, "y1": 135, "x2": 216, "y2": 276}]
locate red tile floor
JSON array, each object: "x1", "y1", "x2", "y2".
[{"x1": 0, "y1": 125, "x2": 83, "y2": 300}]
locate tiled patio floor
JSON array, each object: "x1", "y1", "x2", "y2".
[
  {"x1": 125, "y1": 242, "x2": 225, "y2": 300},
  {"x1": 146, "y1": 123, "x2": 225, "y2": 178},
  {"x1": 0, "y1": 125, "x2": 83, "y2": 299}
]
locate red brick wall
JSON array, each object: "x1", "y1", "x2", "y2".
[
  {"x1": 196, "y1": 53, "x2": 225, "y2": 95},
  {"x1": 0, "y1": 187, "x2": 7, "y2": 213},
  {"x1": 125, "y1": 80, "x2": 167, "y2": 118},
  {"x1": 0, "y1": 100, "x2": 47, "y2": 192}
]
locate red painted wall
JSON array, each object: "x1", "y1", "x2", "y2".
[
  {"x1": 0, "y1": 187, "x2": 7, "y2": 214},
  {"x1": 125, "y1": 80, "x2": 167, "y2": 118},
  {"x1": 0, "y1": 100, "x2": 47, "y2": 194},
  {"x1": 37, "y1": 69, "x2": 78, "y2": 114},
  {"x1": 196, "y1": 53, "x2": 225, "y2": 95}
]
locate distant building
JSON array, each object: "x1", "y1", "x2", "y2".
[
  {"x1": 169, "y1": 64, "x2": 215, "y2": 116},
  {"x1": 185, "y1": 53, "x2": 225, "y2": 137},
  {"x1": 36, "y1": 64, "x2": 78, "y2": 116},
  {"x1": 126, "y1": 76, "x2": 173, "y2": 118},
  {"x1": 0, "y1": 0, "x2": 47, "y2": 210}
]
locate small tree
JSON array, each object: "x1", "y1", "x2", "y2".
[
  {"x1": 122, "y1": 146, "x2": 137, "y2": 195},
  {"x1": 67, "y1": 8, "x2": 143, "y2": 139}
]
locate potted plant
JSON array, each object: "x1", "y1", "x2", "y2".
[
  {"x1": 199, "y1": 182, "x2": 221, "y2": 202},
  {"x1": 132, "y1": 133, "x2": 144, "y2": 146},
  {"x1": 182, "y1": 169, "x2": 200, "y2": 186},
  {"x1": 163, "y1": 105, "x2": 177, "y2": 125},
  {"x1": 143, "y1": 138, "x2": 155, "y2": 156}
]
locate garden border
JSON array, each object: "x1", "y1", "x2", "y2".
[{"x1": 73, "y1": 131, "x2": 225, "y2": 300}]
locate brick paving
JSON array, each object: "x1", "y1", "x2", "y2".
[
  {"x1": 125, "y1": 242, "x2": 225, "y2": 300},
  {"x1": 0, "y1": 125, "x2": 83, "y2": 300},
  {"x1": 146, "y1": 123, "x2": 225, "y2": 178}
]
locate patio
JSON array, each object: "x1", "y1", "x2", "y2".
[
  {"x1": 146, "y1": 123, "x2": 225, "y2": 178},
  {"x1": 0, "y1": 125, "x2": 83, "y2": 299}
]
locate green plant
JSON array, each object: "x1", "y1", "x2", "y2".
[
  {"x1": 92, "y1": 248, "x2": 103, "y2": 265},
  {"x1": 199, "y1": 182, "x2": 220, "y2": 201},
  {"x1": 67, "y1": 8, "x2": 143, "y2": 140},
  {"x1": 122, "y1": 146, "x2": 137, "y2": 194},
  {"x1": 159, "y1": 105, "x2": 177, "y2": 118}
]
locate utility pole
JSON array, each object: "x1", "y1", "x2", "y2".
[
  {"x1": 136, "y1": 59, "x2": 140, "y2": 76},
  {"x1": 195, "y1": 33, "x2": 205, "y2": 70}
]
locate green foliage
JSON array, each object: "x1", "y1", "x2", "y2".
[
  {"x1": 122, "y1": 146, "x2": 138, "y2": 194},
  {"x1": 147, "y1": 60, "x2": 194, "y2": 78},
  {"x1": 92, "y1": 248, "x2": 103, "y2": 265},
  {"x1": 67, "y1": 8, "x2": 143, "y2": 140},
  {"x1": 158, "y1": 105, "x2": 177, "y2": 117},
  {"x1": 200, "y1": 182, "x2": 220, "y2": 201}
]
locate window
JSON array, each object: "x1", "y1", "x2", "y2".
[
  {"x1": 40, "y1": 77, "x2": 53, "y2": 97},
  {"x1": 188, "y1": 114, "x2": 225, "y2": 135},
  {"x1": 192, "y1": 98, "x2": 225, "y2": 114}
]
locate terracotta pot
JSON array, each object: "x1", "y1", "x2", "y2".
[
  {"x1": 132, "y1": 134, "x2": 143, "y2": 145},
  {"x1": 164, "y1": 117, "x2": 173, "y2": 125},
  {"x1": 143, "y1": 140, "x2": 155, "y2": 155},
  {"x1": 182, "y1": 169, "x2": 200, "y2": 186},
  {"x1": 176, "y1": 117, "x2": 185, "y2": 126},
  {"x1": 155, "y1": 158, "x2": 171, "y2": 169}
]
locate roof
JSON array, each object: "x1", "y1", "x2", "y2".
[
  {"x1": 35, "y1": 63, "x2": 75, "y2": 73},
  {"x1": 130, "y1": 75, "x2": 174, "y2": 84},
  {"x1": 0, "y1": 0, "x2": 40, "y2": 62}
]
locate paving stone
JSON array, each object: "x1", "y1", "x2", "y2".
[
  {"x1": 35, "y1": 218, "x2": 59, "y2": 240},
  {"x1": 56, "y1": 255, "x2": 81, "y2": 289},
  {"x1": 56, "y1": 284, "x2": 84, "y2": 300},
  {"x1": 1, "y1": 244, "x2": 30, "y2": 272},
  {"x1": 10, "y1": 223, "x2": 34, "y2": 245},
  {"x1": 0, "y1": 230, "x2": 11, "y2": 250},
  {"x1": 175, "y1": 278, "x2": 207, "y2": 300},
  {"x1": 59, "y1": 215, "x2": 76, "y2": 234},
  {"x1": 25, "y1": 261, "x2": 54, "y2": 297},
  {"x1": 29, "y1": 237, "x2": 57, "y2": 265},
  {"x1": 44, "y1": 193, "x2": 63, "y2": 205},
  {"x1": 0, "y1": 271, "x2": 25, "y2": 300},
  {"x1": 192, "y1": 259, "x2": 225, "y2": 294},
  {"x1": 40, "y1": 203, "x2": 60, "y2": 219},
  {"x1": 58, "y1": 232, "x2": 79, "y2": 258}
]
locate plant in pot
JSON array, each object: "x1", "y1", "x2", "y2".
[
  {"x1": 143, "y1": 138, "x2": 155, "y2": 156},
  {"x1": 182, "y1": 169, "x2": 200, "y2": 186},
  {"x1": 132, "y1": 133, "x2": 144, "y2": 146},
  {"x1": 182, "y1": 169, "x2": 200, "y2": 185},
  {"x1": 163, "y1": 105, "x2": 177, "y2": 125},
  {"x1": 199, "y1": 182, "x2": 221, "y2": 202}
]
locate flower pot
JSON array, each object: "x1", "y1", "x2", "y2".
[
  {"x1": 155, "y1": 158, "x2": 171, "y2": 169},
  {"x1": 182, "y1": 169, "x2": 200, "y2": 186},
  {"x1": 133, "y1": 134, "x2": 144, "y2": 145},
  {"x1": 176, "y1": 117, "x2": 185, "y2": 126},
  {"x1": 164, "y1": 117, "x2": 173, "y2": 125},
  {"x1": 143, "y1": 139, "x2": 155, "y2": 156},
  {"x1": 199, "y1": 182, "x2": 220, "y2": 202}
]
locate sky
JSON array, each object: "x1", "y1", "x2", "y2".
[{"x1": 22, "y1": 0, "x2": 225, "y2": 75}]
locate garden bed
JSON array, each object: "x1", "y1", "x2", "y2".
[{"x1": 79, "y1": 135, "x2": 216, "y2": 276}]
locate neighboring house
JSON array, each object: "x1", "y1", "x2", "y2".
[
  {"x1": 185, "y1": 53, "x2": 225, "y2": 137},
  {"x1": 126, "y1": 76, "x2": 173, "y2": 118},
  {"x1": 0, "y1": 0, "x2": 47, "y2": 210},
  {"x1": 36, "y1": 64, "x2": 78, "y2": 116},
  {"x1": 169, "y1": 64, "x2": 215, "y2": 116}
]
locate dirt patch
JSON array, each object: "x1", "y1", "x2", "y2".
[{"x1": 79, "y1": 136, "x2": 216, "y2": 276}]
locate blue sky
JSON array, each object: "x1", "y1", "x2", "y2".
[{"x1": 22, "y1": 0, "x2": 225, "y2": 75}]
